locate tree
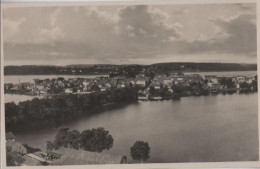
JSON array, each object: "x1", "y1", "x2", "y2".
[
  {"x1": 46, "y1": 141, "x2": 58, "y2": 151},
  {"x1": 240, "y1": 82, "x2": 250, "y2": 89},
  {"x1": 171, "y1": 84, "x2": 184, "y2": 94},
  {"x1": 219, "y1": 78, "x2": 235, "y2": 88},
  {"x1": 130, "y1": 141, "x2": 150, "y2": 163},
  {"x1": 67, "y1": 130, "x2": 81, "y2": 149},
  {"x1": 48, "y1": 128, "x2": 80, "y2": 150},
  {"x1": 159, "y1": 84, "x2": 169, "y2": 97},
  {"x1": 149, "y1": 86, "x2": 156, "y2": 95},
  {"x1": 79, "y1": 127, "x2": 114, "y2": 152}
]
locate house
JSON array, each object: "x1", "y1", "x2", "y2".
[
  {"x1": 11, "y1": 84, "x2": 23, "y2": 91},
  {"x1": 120, "y1": 83, "x2": 126, "y2": 88},
  {"x1": 153, "y1": 96, "x2": 162, "y2": 100},
  {"x1": 207, "y1": 82, "x2": 214, "y2": 88},
  {"x1": 154, "y1": 84, "x2": 161, "y2": 89},
  {"x1": 168, "y1": 88, "x2": 173, "y2": 93},
  {"x1": 246, "y1": 77, "x2": 253, "y2": 84},
  {"x1": 186, "y1": 74, "x2": 202, "y2": 82},
  {"x1": 172, "y1": 76, "x2": 185, "y2": 84},
  {"x1": 162, "y1": 77, "x2": 172, "y2": 85},
  {"x1": 21, "y1": 83, "x2": 34, "y2": 90},
  {"x1": 205, "y1": 75, "x2": 218, "y2": 84},
  {"x1": 100, "y1": 86, "x2": 108, "y2": 92},
  {"x1": 207, "y1": 83, "x2": 222, "y2": 92},
  {"x1": 57, "y1": 81, "x2": 65, "y2": 88},
  {"x1": 135, "y1": 78, "x2": 146, "y2": 86},
  {"x1": 138, "y1": 93, "x2": 149, "y2": 100},
  {"x1": 6, "y1": 140, "x2": 27, "y2": 155},
  {"x1": 36, "y1": 85, "x2": 45, "y2": 91},
  {"x1": 31, "y1": 88, "x2": 39, "y2": 95},
  {"x1": 65, "y1": 88, "x2": 73, "y2": 94},
  {"x1": 236, "y1": 76, "x2": 245, "y2": 83},
  {"x1": 39, "y1": 88, "x2": 48, "y2": 94},
  {"x1": 5, "y1": 83, "x2": 13, "y2": 90},
  {"x1": 82, "y1": 81, "x2": 90, "y2": 87},
  {"x1": 153, "y1": 77, "x2": 172, "y2": 86},
  {"x1": 33, "y1": 79, "x2": 43, "y2": 86},
  {"x1": 33, "y1": 79, "x2": 51, "y2": 87}
]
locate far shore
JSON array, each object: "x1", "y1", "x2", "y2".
[{"x1": 3, "y1": 70, "x2": 257, "y2": 76}]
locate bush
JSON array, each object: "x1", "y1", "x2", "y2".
[{"x1": 130, "y1": 141, "x2": 150, "y2": 163}]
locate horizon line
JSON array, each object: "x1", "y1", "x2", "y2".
[{"x1": 4, "y1": 61, "x2": 257, "y2": 67}]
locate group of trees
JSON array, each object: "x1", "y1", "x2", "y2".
[
  {"x1": 47, "y1": 127, "x2": 114, "y2": 152},
  {"x1": 171, "y1": 82, "x2": 205, "y2": 95},
  {"x1": 48, "y1": 127, "x2": 151, "y2": 163},
  {"x1": 218, "y1": 78, "x2": 236, "y2": 88},
  {"x1": 148, "y1": 82, "x2": 209, "y2": 98},
  {"x1": 5, "y1": 86, "x2": 139, "y2": 131}
]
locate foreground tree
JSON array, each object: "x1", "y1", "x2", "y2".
[
  {"x1": 47, "y1": 127, "x2": 114, "y2": 152},
  {"x1": 46, "y1": 141, "x2": 56, "y2": 151},
  {"x1": 47, "y1": 128, "x2": 80, "y2": 150},
  {"x1": 130, "y1": 141, "x2": 150, "y2": 163},
  {"x1": 79, "y1": 127, "x2": 114, "y2": 152}
]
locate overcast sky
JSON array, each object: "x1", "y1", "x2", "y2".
[{"x1": 3, "y1": 3, "x2": 256, "y2": 66}]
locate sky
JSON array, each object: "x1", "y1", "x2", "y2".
[{"x1": 3, "y1": 3, "x2": 257, "y2": 66}]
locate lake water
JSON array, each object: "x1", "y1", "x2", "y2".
[
  {"x1": 4, "y1": 94, "x2": 43, "y2": 104},
  {"x1": 4, "y1": 74, "x2": 109, "y2": 84},
  {"x1": 184, "y1": 71, "x2": 257, "y2": 77},
  {"x1": 14, "y1": 93, "x2": 258, "y2": 163}
]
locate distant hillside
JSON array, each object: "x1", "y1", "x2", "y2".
[
  {"x1": 4, "y1": 63, "x2": 257, "y2": 75},
  {"x1": 152, "y1": 62, "x2": 257, "y2": 73}
]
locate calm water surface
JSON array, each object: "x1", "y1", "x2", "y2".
[
  {"x1": 184, "y1": 71, "x2": 257, "y2": 77},
  {"x1": 15, "y1": 93, "x2": 258, "y2": 163},
  {"x1": 5, "y1": 94, "x2": 42, "y2": 104},
  {"x1": 4, "y1": 74, "x2": 109, "y2": 84}
]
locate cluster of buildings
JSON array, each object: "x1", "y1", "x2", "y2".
[
  {"x1": 4, "y1": 76, "x2": 145, "y2": 95},
  {"x1": 138, "y1": 73, "x2": 257, "y2": 100},
  {"x1": 4, "y1": 72, "x2": 257, "y2": 98}
]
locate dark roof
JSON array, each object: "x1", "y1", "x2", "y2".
[{"x1": 6, "y1": 132, "x2": 16, "y2": 140}]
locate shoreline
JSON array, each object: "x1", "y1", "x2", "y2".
[
  {"x1": 4, "y1": 88, "x2": 257, "y2": 103},
  {"x1": 4, "y1": 90, "x2": 257, "y2": 133}
]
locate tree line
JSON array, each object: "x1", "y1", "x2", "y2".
[{"x1": 5, "y1": 86, "x2": 139, "y2": 132}]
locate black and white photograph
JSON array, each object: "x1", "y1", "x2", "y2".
[{"x1": 1, "y1": 1, "x2": 259, "y2": 167}]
